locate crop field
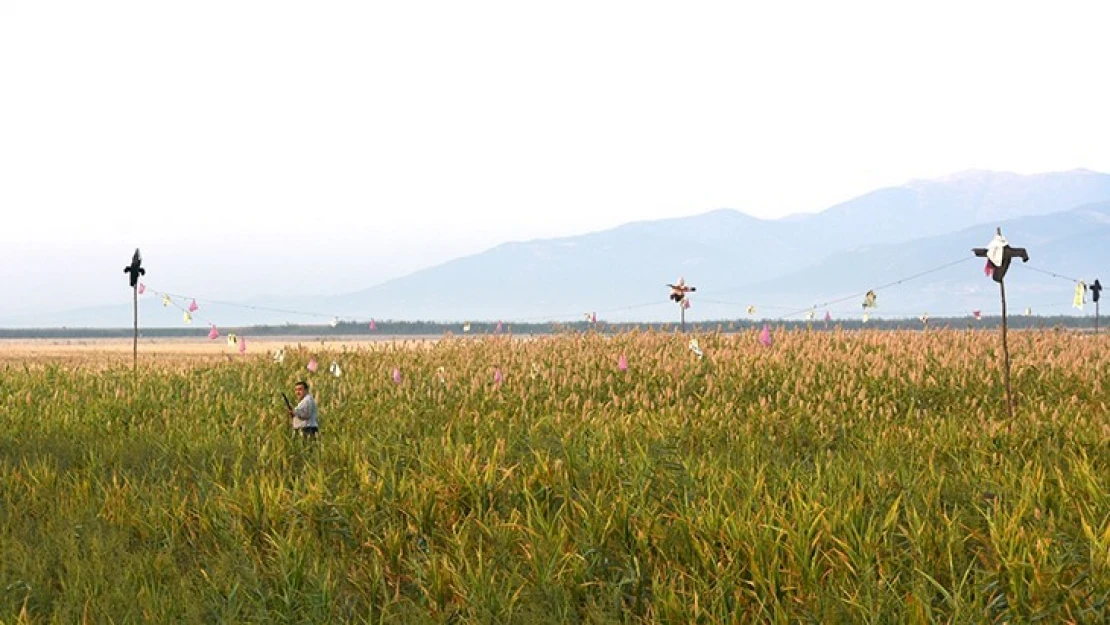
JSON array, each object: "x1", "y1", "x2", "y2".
[{"x1": 0, "y1": 329, "x2": 1107, "y2": 623}]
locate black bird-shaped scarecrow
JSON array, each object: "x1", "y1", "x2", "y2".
[
  {"x1": 667, "y1": 277, "x2": 696, "y2": 303},
  {"x1": 124, "y1": 248, "x2": 145, "y2": 287},
  {"x1": 972, "y1": 228, "x2": 1028, "y2": 283},
  {"x1": 1092, "y1": 279, "x2": 1102, "y2": 303}
]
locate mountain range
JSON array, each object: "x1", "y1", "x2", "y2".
[{"x1": 6, "y1": 169, "x2": 1109, "y2": 328}]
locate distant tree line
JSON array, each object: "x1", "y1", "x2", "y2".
[{"x1": 0, "y1": 315, "x2": 1102, "y2": 339}]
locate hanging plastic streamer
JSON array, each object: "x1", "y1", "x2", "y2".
[
  {"x1": 238, "y1": 337, "x2": 246, "y2": 354},
  {"x1": 369, "y1": 319, "x2": 377, "y2": 331},
  {"x1": 1074, "y1": 281, "x2": 1087, "y2": 310},
  {"x1": 496, "y1": 321, "x2": 503, "y2": 333},
  {"x1": 227, "y1": 333, "x2": 238, "y2": 347},
  {"x1": 138, "y1": 283, "x2": 146, "y2": 295},
  {"x1": 973, "y1": 310, "x2": 982, "y2": 320},
  {"x1": 183, "y1": 311, "x2": 192, "y2": 324},
  {"x1": 747, "y1": 305, "x2": 755, "y2": 315},
  {"x1": 494, "y1": 368, "x2": 503, "y2": 385},
  {"x1": 307, "y1": 358, "x2": 318, "y2": 373},
  {"x1": 1024, "y1": 307, "x2": 1032, "y2": 317},
  {"x1": 530, "y1": 363, "x2": 541, "y2": 379},
  {"x1": 618, "y1": 354, "x2": 628, "y2": 371},
  {"x1": 862, "y1": 290, "x2": 877, "y2": 309},
  {"x1": 392, "y1": 367, "x2": 402, "y2": 384},
  {"x1": 824, "y1": 311, "x2": 831, "y2": 322},
  {"x1": 759, "y1": 324, "x2": 773, "y2": 347},
  {"x1": 806, "y1": 309, "x2": 815, "y2": 321},
  {"x1": 436, "y1": 366, "x2": 447, "y2": 384},
  {"x1": 208, "y1": 325, "x2": 219, "y2": 340},
  {"x1": 463, "y1": 322, "x2": 471, "y2": 333},
  {"x1": 188, "y1": 299, "x2": 199, "y2": 313},
  {"x1": 688, "y1": 338, "x2": 703, "y2": 359},
  {"x1": 162, "y1": 294, "x2": 171, "y2": 307},
  {"x1": 919, "y1": 313, "x2": 929, "y2": 326},
  {"x1": 985, "y1": 233, "x2": 1008, "y2": 273},
  {"x1": 862, "y1": 312, "x2": 871, "y2": 323},
  {"x1": 330, "y1": 317, "x2": 339, "y2": 328},
  {"x1": 273, "y1": 348, "x2": 285, "y2": 364},
  {"x1": 329, "y1": 361, "x2": 342, "y2": 378}
]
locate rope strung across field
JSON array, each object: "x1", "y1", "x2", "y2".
[
  {"x1": 773, "y1": 256, "x2": 976, "y2": 320},
  {"x1": 146, "y1": 288, "x2": 224, "y2": 331},
  {"x1": 148, "y1": 288, "x2": 337, "y2": 320},
  {"x1": 1016, "y1": 263, "x2": 1082, "y2": 284},
  {"x1": 137, "y1": 250, "x2": 1097, "y2": 330},
  {"x1": 697, "y1": 300, "x2": 796, "y2": 310},
  {"x1": 504, "y1": 300, "x2": 670, "y2": 323}
]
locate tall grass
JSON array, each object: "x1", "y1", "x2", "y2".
[{"x1": 1, "y1": 329, "x2": 1107, "y2": 623}]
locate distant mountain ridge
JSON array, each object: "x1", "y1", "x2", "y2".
[
  {"x1": 320, "y1": 169, "x2": 1110, "y2": 322},
  {"x1": 722, "y1": 201, "x2": 1110, "y2": 319},
  {"x1": 5, "y1": 169, "x2": 1109, "y2": 328}
]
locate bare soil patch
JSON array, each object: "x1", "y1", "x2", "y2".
[{"x1": 0, "y1": 335, "x2": 446, "y2": 368}]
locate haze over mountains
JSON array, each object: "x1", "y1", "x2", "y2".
[{"x1": 6, "y1": 169, "x2": 1109, "y2": 329}]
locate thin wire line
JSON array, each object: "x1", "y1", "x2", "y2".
[
  {"x1": 148, "y1": 288, "x2": 337, "y2": 320},
  {"x1": 1016, "y1": 263, "x2": 1083, "y2": 284},
  {"x1": 504, "y1": 300, "x2": 670, "y2": 323},
  {"x1": 698, "y1": 299, "x2": 795, "y2": 310},
  {"x1": 775, "y1": 256, "x2": 975, "y2": 320},
  {"x1": 136, "y1": 249, "x2": 1092, "y2": 332}
]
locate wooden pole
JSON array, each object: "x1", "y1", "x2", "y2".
[
  {"x1": 999, "y1": 278, "x2": 1014, "y2": 422},
  {"x1": 133, "y1": 283, "x2": 138, "y2": 370},
  {"x1": 680, "y1": 303, "x2": 686, "y2": 333}
]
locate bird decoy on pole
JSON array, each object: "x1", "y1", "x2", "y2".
[
  {"x1": 124, "y1": 248, "x2": 145, "y2": 287},
  {"x1": 124, "y1": 248, "x2": 145, "y2": 369},
  {"x1": 971, "y1": 228, "x2": 1028, "y2": 423}
]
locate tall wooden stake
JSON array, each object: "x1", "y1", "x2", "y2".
[
  {"x1": 972, "y1": 228, "x2": 1028, "y2": 424},
  {"x1": 680, "y1": 303, "x2": 686, "y2": 333},
  {"x1": 133, "y1": 283, "x2": 138, "y2": 370},
  {"x1": 999, "y1": 278, "x2": 1013, "y2": 421}
]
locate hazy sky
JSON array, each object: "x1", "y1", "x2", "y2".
[{"x1": 2, "y1": 1, "x2": 1107, "y2": 318}]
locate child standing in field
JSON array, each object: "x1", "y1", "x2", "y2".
[{"x1": 288, "y1": 380, "x2": 319, "y2": 438}]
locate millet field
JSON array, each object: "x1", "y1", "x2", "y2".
[{"x1": 0, "y1": 328, "x2": 1107, "y2": 623}]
